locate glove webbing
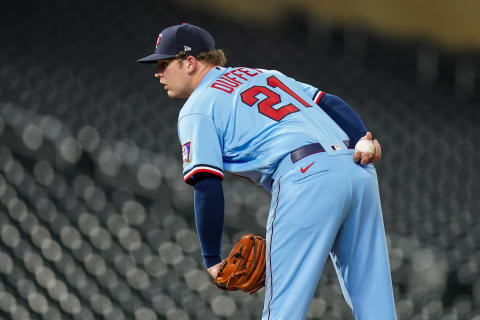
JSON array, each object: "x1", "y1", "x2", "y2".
[
  {"x1": 220, "y1": 238, "x2": 258, "y2": 289},
  {"x1": 215, "y1": 234, "x2": 266, "y2": 294}
]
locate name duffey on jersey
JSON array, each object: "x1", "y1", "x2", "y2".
[{"x1": 178, "y1": 66, "x2": 350, "y2": 188}]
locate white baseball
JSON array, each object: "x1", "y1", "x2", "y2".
[{"x1": 355, "y1": 139, "x2": 375, "y2": 154}]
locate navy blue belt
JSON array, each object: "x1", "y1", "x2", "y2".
[{"x1": 290, "y1": 140, "x2": 353, "y2": 163}]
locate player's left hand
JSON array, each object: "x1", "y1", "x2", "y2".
[
  {"x1": 353, "y1": 132, "x2": 382, "y2": 165},
  {"x1": 207, "y1": 261, "x2": 223, "y2": 279}
]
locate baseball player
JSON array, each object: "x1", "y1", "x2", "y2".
[{"x1": 138, "y1": 23, "x2": 396, "y2": 319}]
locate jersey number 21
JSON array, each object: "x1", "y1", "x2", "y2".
[{"x1": 240, "y1": 76, "x2": 312, "y2": 121}]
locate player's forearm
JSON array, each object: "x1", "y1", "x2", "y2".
[
  {"x1": 317, "y1": 93, "x2": 367, "y2": 146},
  {"x1": 193, "y1": 176, "x2": 225, "y2": 268}
]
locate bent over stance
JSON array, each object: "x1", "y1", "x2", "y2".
[{"x1": 138, "y1": 23, "x2": 396, "y2": 319}]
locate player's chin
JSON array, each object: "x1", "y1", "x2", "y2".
[
  {"x1": 167, "y1": 90, "x2": 187, "y2": 99},
  {"x1": 166, "y1": 90, "x2": 179, "y2": 98}
]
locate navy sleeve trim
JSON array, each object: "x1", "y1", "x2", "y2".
[
  {"x1": 184, "y1": 164, "x2": 224, "y2": 185},
  {"x1": 313, "y1": 90, "x2": 325, "y2": 104}
]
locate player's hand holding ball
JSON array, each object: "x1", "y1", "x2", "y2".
[{"x1": 353, "y1": 131, "x2": 381, "y2": 165}]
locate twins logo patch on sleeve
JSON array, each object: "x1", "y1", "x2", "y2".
[{"x1": 182, "y1": 142, "x2": 192, "y2": 165}]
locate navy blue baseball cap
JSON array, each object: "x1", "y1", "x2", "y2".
[{"x1": 137, "y1": 23, "x2": 215, "y2": 63}]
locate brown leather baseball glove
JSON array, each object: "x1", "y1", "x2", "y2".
[{"x1": 214, "y1": 234, "x2": 266, "y2": 294}]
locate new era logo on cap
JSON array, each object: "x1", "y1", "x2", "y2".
[{"x1": 138, "y1": 23, "x2": 216, "y2": 63}]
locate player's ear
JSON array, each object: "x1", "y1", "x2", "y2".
[{"x1": 185, "y1": 56, "x2": 197, "y2": 74}]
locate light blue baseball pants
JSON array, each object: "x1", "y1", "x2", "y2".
[{"x1": 262, "y1": 150, "x2": 397, "y2": 320}]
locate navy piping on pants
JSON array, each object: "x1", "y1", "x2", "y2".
[{"x1": 267, "y1": 178, "x2": 281, "y2": 320}]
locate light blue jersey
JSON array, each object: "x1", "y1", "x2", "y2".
[
  {"x1": 178, "y1": 66, "x2": 350, "y2": 187},
  {"x1": 178, "y1": 66, "x2": 396, "y2": 320}
]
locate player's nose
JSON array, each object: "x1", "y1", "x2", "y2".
[{"x1": 154, "y1": 66, "x2": 164, "y2": 78}]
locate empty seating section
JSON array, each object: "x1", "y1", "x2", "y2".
[{"x1": 0, "y1": 0, "x2": 479, "y2": 319}]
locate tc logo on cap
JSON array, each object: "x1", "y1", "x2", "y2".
[{"x1": 155, "y1": 34, "x2": 162, "y2": 48}]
